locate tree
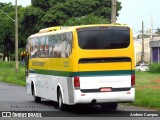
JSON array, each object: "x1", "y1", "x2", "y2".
[
  {"x1": 0, "y1": 2, "x2": 25, "y2": 61},
  {"x1": 64, "y1": 14, "x2": 109, "y2": 26},
  {"x1": 24, "y1": 0, "x2": 122, "y2": 29},
  {"x1": 31, "y1": 0, "x2": 66, "y2": 11},
  {"x1": 42, "y1": 0, "x2": 122, "y2": 26},
  {"x1": 155, "y1": 28, "x2": 160, "y2": 35},
  {"x1": 20, "y1": 6, "x2": 45, "y2": 37},
  {"x1": 0, "y1": 3, "x2": 15, "y2": 60}
]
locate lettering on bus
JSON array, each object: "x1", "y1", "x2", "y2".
[
  {"x1": 32, "y1": 62, "x2": 45, "y2": 66},
  {"x1": 63, "y1": 61, "x2": 69, "y2": 67}
]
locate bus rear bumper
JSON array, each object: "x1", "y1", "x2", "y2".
[{"x1": 73, "y1": 88, "x2": 135, "y2": 104}]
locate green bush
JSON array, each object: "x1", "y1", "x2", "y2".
[
  {"x1": 0, "y1": 61, "x2": 15, "y2": 68},
  {"x1": 0, "y1": 61, "x2": 26, "y2": 86},
  {"x1": 149, "y1": 63, "x2": 160, "y2": 73}
]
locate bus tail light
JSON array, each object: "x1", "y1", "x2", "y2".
[
  {"x1": 76, "y1": 28, "x2": 80, "y2": 31},
  {"x1": 131, "y1": 74, "x2": 135, "y2": 86},
  {"x1": 74, "y1": 76, "x2": 80, "y2": 89}
]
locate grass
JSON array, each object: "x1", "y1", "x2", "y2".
[
  {"x1": 0, "y1": 61, "x2": 26, "y2": 86},
  {"x1": 131, "y1": 71, "x2": 160, "y2": 110}
]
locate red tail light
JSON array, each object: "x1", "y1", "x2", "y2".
[
  {"x1": 76, "y1": 28, "x2": 80, "y2": 31},
  {"x1": 74, "y1": 76, "x2": 80, "y2": 89},
  {"x1": 131, "y1": 74, "x2": 135, "y2": 86}
]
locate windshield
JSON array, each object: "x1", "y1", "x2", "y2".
[{"x1": 77, "y1": 26, "x2": 130, "y2": 49}]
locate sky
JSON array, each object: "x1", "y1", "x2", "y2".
[
  {"x1": 0, "y1": 0, "x2": 160, "y2": 35},
  {"x1": 0, "y1": 0, "x2": 31, "y2": 7},
  {"x1": 117, "y1": 0, "x2": 160, "y2": 34}
]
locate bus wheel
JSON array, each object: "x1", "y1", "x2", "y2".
[
  {"x1": 101, "y1": 103, "x2": 118, "y2": 111},
  {"x1": 57, "y1": 89, "x2": 66, "y2": 110},
  {"x1": 33, "y1": 86, "x2": 41, "y2": 103}
]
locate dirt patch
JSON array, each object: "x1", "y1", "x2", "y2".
[
  {"x1": 137, "y1": 86, "x2": 149, "y2": 90},
  {"x1": 151, "y1": 86, "x2": 160, "y2": 90},
  {"x1": 156, "y1": 80, "x2": 160, "y2": 83},
  {"x1": 137, "y1": 79, "x2": 160, "y2": 90},
  {"x1": 137, "y1": 85, "x2": 160, "y2": 90}
]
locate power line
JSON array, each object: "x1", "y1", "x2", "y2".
[{"x1": 0, "y1": 9, "x2": 15, "y2": 22}]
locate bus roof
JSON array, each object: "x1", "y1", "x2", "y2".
[
  {"x1": 38, "y1": 26, "x2": 74, "y2": 33},
  {"x1": 28, "y1": 23, "x2": 130, "y2": 39}
]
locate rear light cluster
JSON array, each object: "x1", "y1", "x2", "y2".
[
  {"x1": 74, "y1": 75, "x2": 135, "y2": 89},
  {"x1": 74, "y1": 76, "x2": 80, "y2": 89},
  {"x1": 131, "y1": 74, "x2": 135, "y2": 87},
  {"x1": 76, "y1": 28, "x2": 80, "y2": 31}
]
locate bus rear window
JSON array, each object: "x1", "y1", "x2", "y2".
[{"x1": 77, "y1": 26, "x2": 130, "y2": 49}]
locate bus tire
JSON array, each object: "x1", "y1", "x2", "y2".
[
  {"x1": 33, "y1": 86, "x2": 41, "y2": 103},
  {"x1": 101, "y1": 103, "x2": 118, "y2": 111},
  {"x1": 57, "y1": 89, "x2": 66, "y2": 111}
]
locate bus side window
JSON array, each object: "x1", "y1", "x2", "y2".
[{"x1": 66, "y1": 32, "x2": 73, "y2": 57}]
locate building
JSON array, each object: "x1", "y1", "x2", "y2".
[
  {"x1": 149, "y1": 38, "x2": 160, "y2": 63},
  {"x1": 134, "y1": 38, "x2": 150, "y2": 65}
]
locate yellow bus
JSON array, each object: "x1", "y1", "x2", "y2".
[{"x1": 25, "y1": 24, "x2": 135, "y2": 111}]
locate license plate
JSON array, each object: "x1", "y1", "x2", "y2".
[{"x1": 100, "y1": 88, "x2": 112, "y2": 92}]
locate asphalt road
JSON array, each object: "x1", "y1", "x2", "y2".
[{"x1": 0, "y1": 82, "x2": 159, "y2": 120}]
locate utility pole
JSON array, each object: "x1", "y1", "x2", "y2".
[
  {"x1": 150, "y1": 16, "x2": 154, "y2": 64},
  {"x1": 15, "y1": 0, "x2": 19, "y2": 72},
  {"x1": 141, "y1": 21, "x2": 144, "y2": 64},
  {"x1": 111, "y1": 0, "x2": 116, "y2": 23},
  {"x1": 150, "y1": 15, "x2": 153, "y2": 41}
]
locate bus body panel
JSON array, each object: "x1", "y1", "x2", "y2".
[
  {"x1": 79, "y1": 76, "x2": 131, "y2": 90},
  {"x1": 27, "y1": 74, "x2": 73, "y2": 104},
  {"x1": 78, "y1": 61, "x2": 132, "y2": 90},
  {"x1": 74, "y1": 88, "x2": 135, "y2": 104},
  {"x1": 26, "y1": 73, "x2": 36, "y2": 95}
]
